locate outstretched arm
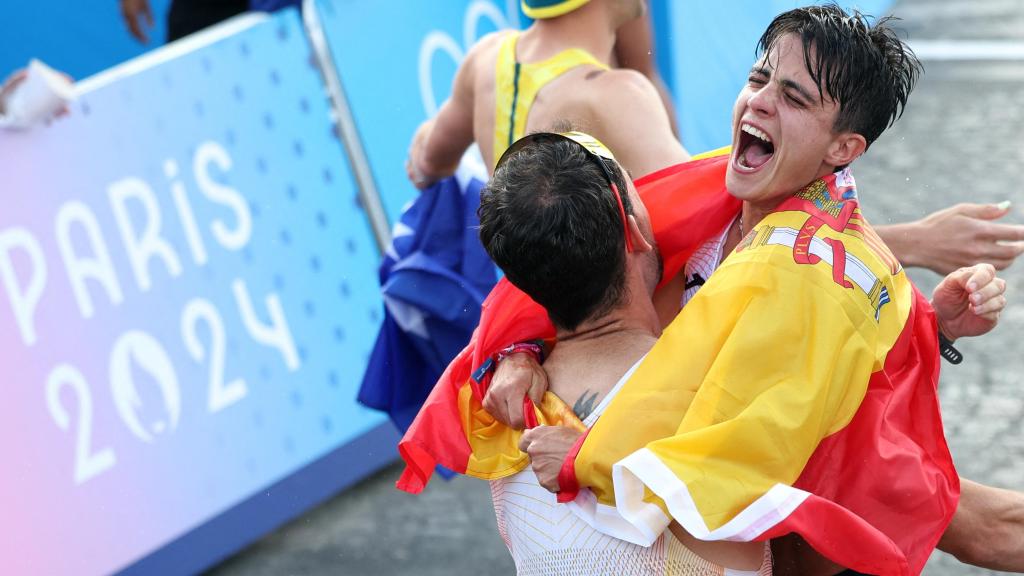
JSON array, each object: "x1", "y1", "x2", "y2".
[
  {"x1": 929, "y1": 265, "x2": 1021, "y2": 569},
  {"x1": 938, "y1": 478, "x2": 1024, "y2": 570},
  {"x1": 877, "y1": 202, "x2": 1024, "y2": 275},
  {"x1": 406, "y1": 46, "x2": 478, "y2": 189}
]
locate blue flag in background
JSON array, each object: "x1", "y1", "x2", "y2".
[{"x1": 358, "y1": 163, "x2": 497, "y2": 439}]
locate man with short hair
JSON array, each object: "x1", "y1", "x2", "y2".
[{"x1": 400, "y1": 6, "x2": 1014, "y2": 575}]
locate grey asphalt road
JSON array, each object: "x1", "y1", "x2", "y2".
[{"x1": 209, "y1": 1, "x2": 1024, "y2": 574}]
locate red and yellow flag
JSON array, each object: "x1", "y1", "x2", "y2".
[
  {"x1": 396, "y1": 154, "x2": 739, "y2": 491},
  {"x1": 397, "y1": 154, "x2": 958, "y2": 576}
]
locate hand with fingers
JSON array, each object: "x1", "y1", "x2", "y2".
[
  {"x1": 120, "y1": 0, "x2": 155, "y2": 44},
  {"x1": 406, "y1": 119, "x2": 437, "y2": 190},
  {"x1": 932, "y1": 263, "x2": 1007, "y2": 341},
  {"x1": 900, "y1": 203, "x2": 1024, "y2": 275},
  {"x1": 0, "y1": 70, "x2": 27, "y2": 116},
  {"x1": 0, "y1": 67, "x2": 74, "y2": 125},
  {"x1": 482, "y1": 352, "x2": 549, "y2": 430},
  {"x1": 518, "y1": 425, "x2": 582, "y2": 493}
]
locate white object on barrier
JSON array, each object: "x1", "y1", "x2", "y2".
[{"x1": 0, "y1": 59, "x2": 75, "y2": 130}]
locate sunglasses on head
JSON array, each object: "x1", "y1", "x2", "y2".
[{"x1": 496, "y1": 131, "x2": 634, "y2": 252}]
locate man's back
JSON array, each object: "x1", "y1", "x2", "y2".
[
  {"x1": 544, "y1": 331, "x2": 653, "y2": 421},
  {"x1": 470, "y1": 29, "x2": 605, "y2": 170},
  {"x1": 479, "y1": 28, "x2": 686, "y2": 177}
]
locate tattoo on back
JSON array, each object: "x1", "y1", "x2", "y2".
[{"x1": 573, "y1": 390, "x2": 599, "y2": 421}]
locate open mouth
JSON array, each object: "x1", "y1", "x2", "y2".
[{"x1": 735, "y1": 123, "x2": 775, "y2": 171}]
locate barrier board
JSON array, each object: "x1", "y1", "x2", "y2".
[{"x1": 0, "y1": 10, "x2": 390, "y2": 575}]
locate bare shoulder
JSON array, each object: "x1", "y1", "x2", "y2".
[
  {"x1": 448, "y1": 30, "x2": 514, "y2": 98},
  {"x1": 464, "y1": 30, "x2": 516, "y2": 67},
  {"x1": 585, "y1": 68, "x2": 663, "y2": 110},
  {"x1": 576, "y1": 68, "x2": 687, "y2": 177},
  {"x1": 451, "y1": 30, "x2": 514, "y2": 92},
  {"x1": 549, "y1": 68, "x2": 659, "y2": 126}
]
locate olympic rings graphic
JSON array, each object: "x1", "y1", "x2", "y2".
[{"x1": 418, "y1": 0, "x2": 517, "y2": 116}]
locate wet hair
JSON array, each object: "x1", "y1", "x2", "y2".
[
  {"x1": 478, "y1": 135, "x2": 633, "y2": 331},
  {"x1": 758, "y1": 3, "x2": 922, "y2": 148}
]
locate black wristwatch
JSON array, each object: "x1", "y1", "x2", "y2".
[{"x1": 938, "y1": 331, "x2": 962, "y2": 365}]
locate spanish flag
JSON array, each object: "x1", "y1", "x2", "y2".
[{"x1": 397, "y1": 154, "x2": 958, "y2": 576}]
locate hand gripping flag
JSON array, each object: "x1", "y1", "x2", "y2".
[{"x1": 396, "y1": 153, "x2": 740, "y2": 491}]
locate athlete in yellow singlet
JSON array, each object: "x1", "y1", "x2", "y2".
[
  {"x1": 406, "y1": 0, "x2": 688, "y2": 185},
  {"x1": 491, "y1": 31, "x2": 609, "y2": 168}
]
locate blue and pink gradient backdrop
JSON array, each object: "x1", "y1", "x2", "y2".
[{"x1": 0, "y1": 11, "x2": 383, "y2": 575}]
